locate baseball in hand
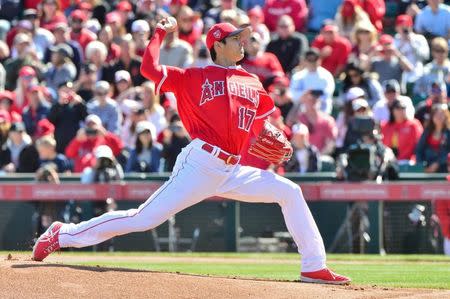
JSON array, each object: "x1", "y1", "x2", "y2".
[{"x1": 162, "y1": 16, "x2": 177, "y2": 32}]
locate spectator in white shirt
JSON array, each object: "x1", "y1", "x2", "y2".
[{"x1": 289, "y1": 49, "x2": 335, "y2": 114}]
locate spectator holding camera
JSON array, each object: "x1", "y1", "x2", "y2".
[
  {"x1": 289, "y1": 48, "x2": 335, "y2": 114},
  {"x1": 47, "y1": 81, "x2": 88, "y2": 153},
  {"x1": 125, "y1": 121, "x2": 162, "y2": 173},
  {"x1": 393, "y1": 15, "x2": 429, "y2": 83},
  {"x1": 416, "y1": 104, "x2": 450, "y2": 173},
  {"x1": 74, "y1": 63, "x2": 97, "y2": 102},
  {"x1": 65, "y1": 114, "x2": 124, "y2": 173},
  {"x1": 381, "y1": 99, "x2": 423, "y2": 162},
  {"x1": 285, "y1": 123, "x2": 321, "y2": 173},
  {"x1": 81, "y1": 145, "x2": 124, "y2": 184}
]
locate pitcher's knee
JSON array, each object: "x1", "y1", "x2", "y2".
[{"x1": 279, "y1": 180, "x2": 304, "y2": 206}]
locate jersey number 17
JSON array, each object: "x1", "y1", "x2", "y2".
[{"x1": 238, "y1": 107, "x2": 256, "y2": 132}]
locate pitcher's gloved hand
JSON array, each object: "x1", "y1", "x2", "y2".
[{"x1": 248, "y1": 121, "x2": 293, "y2": 164}]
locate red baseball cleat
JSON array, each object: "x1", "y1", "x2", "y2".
[
  {"x1": 32, "y1": 221, "x2": 63, "y2": 261},
  {"x1": 301, "y1": 268, "x2": 351, "y2": 285}
]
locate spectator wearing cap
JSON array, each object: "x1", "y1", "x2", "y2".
[
  {"x1": 0, "y1": 122, "x2": 39, "y2": 173},
  {"x1": 266, "y1": 15, "x2": 309, "y2": 76},
  {"x1": 289, "y1": 48, "x2": 335, "y2": 114},
  {"x1": 246, "y1": 7, "x2": 270, "y2": 50},
  {"x1": 414, "y1": 0, "x2": 450, "y2": 39},
  {"x1": 69, "y1": 9, "x2": 97, "y2": 52},
  {"x1": 269, "y1": 76, "x2": 294, "y2": 120},
  {"x1": 120, "y1": 106, "x2": 148, "y2": 151},
  {"x1": 131, "y1": 20, "x2": 150, "y2": 57},
  {"x1": 415, "y1": 81, "x2": 449, "y2": 126},
  {"x1": 125, "y1": 120, "x2": 162, "y2": 173},
  {"x1": 312, "y1": 24, "x2": 352, "y2": 76},
  {"x1": 106, "y1": 11, "x2": 127, "y2": 44},
  {"x1": 176, "y1": 5, "x2": 203, "y2": 48},
  {"x1": 65, "y1": 114, "x2": 124, "y2": 172},
  {"x1": 416, "y1": 103, "x2": 450, "y2": 173},
  {"x1": 285, "y1": 123, "x2": 321, "y2": 173},
  {"x1": 115, "y1": 1, "x2": 135, "y2": 32},
  {"x1": 393, "y1": 15, "x2": 430, "y2": 84},
  {"x1": 4, "y1": 33, "x2": 42, "y2": 91},
  {"x1": 114, "y1": 70, "x2": 134, "y2": 100},
  {"x1": 241, "y1": 32, "x2": 284, "y2": 89},
  {"x1": 34, "y1": 118, "x2": 55, "y2": 140},
  {"x1": 414, "y1": 37, "x2": 450, "y2": 99},
  {"x1": 97, "y1": 25, "x2": 121, "y2": 64},
  {"x1": 0, "y1": 90, "x2": 22, "y2": 123},
  {"x1": 45, "y1": 22, "x2": 83, "y2": 76},
  {"x1": 85, "y1": 41, "x2": 108, "y2": 82},
  {"x1": 12, "y1": 66, "x2": 40, "y2": 112},
  {"x1": 107, "y1": 34, "x2": 146, "y2": 86},
  {"x1": 373, "y1": 79, "x2": 415, "y2": 123},
  {"x1": 47, "y1": 81, "x2": 88, "y2": 153},
  {"x1": 39, "y1": 0, "x2": 67, "y2": 31},
  {"x1": 381, "y1": 99, "x2": 423, "y2": 161},
  {"x1": 87, "y1": 81, "x2": 122, "y2": 134},
  {"x1": 294, "y1": 90, "x2": 338, "y2": 155},
  {"x1": 22, "y1": 85, "x2": 51, "y2": 136},
  {"x1": 340, "y1": 62, "x2": 383, "y2": 106},
  {"x1": 334, "y1": 0, "x2": 372, "y2": 39},
  {"x1": 342, "y1": 97, "x2": 375, "y2": 149},
  {"x1": 263, "y1": 0, "x2": 308, "y2": 32},
  {"x1": 159, "y1": 26, "x2": 193, "y2": 69},
  {"x1": 44, "y1": 43, "x2": 77, "y2": 93},
  {"x1": 369, "y1": 34, "x2": 413, "y2": 85},
  {"x1": 36, "y1": 135, "x2": 72, "y2": 173}
]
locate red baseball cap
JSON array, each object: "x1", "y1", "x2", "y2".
[
  {"x1": 395, "y1": 14, "x2": 413, "y2": 27},
  {"x1": 379, "y1": 34, "x2": 394, "y2": 45},
  {"x1": 0, "y1": 110, "x2": 11, "y2": 123},
  {"x1": 116, "y1": 1, "x2": 132, "y2": 12},
  {"x1": 341, "y1": 0, "x2": 356, "y2": 18},
  {"x1": 35, "y1": 118, "x2": 55, "y2": 138},
  {"x1": 170, "y1": 0, "x2": 188, "y2": 5},
  {"x1": 19, "y1": 66, "x2": 36, "y2": 77},
  {"x1": 206, "y1": 23, "x2": 251, "y2": 50},
  {"x1": 106, "y1": 11, "x2": 123, "y2": 24},
  {"x1": 70, "y1": 9, "x2": 87, "y2": 22},
  {"x1": 322, "y1": 24, "x2": 338, "y2": 32}
]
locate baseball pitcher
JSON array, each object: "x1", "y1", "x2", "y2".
[{"x1": 32, "y1": 17, "x2": 350, "y2": 285}]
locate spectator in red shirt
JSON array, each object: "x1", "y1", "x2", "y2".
[
  {"x1": 69, "y1": 9, "x2": 96, "y2": 52},
  {"x1": 65, "y1": 114, "x2": 124, "y2": 173},
  {"x1": 358, "y1": 0, "x2": 385, "y2": 32},
  {"x1": 312, "y1": 24, "x2": 352, "y2": 76},
  {"x1": 39, "y1": 0, "x2": 67, "y2": 31},
  {"x1": 381, "y1": 99, "x2": 423, "y2": 161},
  {"x1": 0, "y1": 91, "x2": 22, "y2": 123},
  {"x1": 241, "y1": 32, "x2": 284, "y2": 88},
  {"x1": 177, "y1": 5, "x2": 203, "y2": 48},
  {"x1": 263, "y1": 0, "x2": 309, "y2": 32},
  {"x1": 295, "y1": 90, "x2": 338, "y2": 155},
  {"x1": 335, "y1": 0, "x2": 372, "y2": 39}
]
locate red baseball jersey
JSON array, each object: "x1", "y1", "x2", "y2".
[{"x1": 141, "y1": 28, "x2": 275, "y2": 155}]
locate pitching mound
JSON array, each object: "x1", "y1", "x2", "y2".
[{"x1": 0, "y1": 254, "x2": 448, "y2": 299}]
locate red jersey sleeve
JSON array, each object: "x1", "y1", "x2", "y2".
[
  {"x1": 256, "y1": 90, "x2": 276, "y2": 120},
  {"x1": 140, "y1": 28, "x2": 186, "y2": 94}
]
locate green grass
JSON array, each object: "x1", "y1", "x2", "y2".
[{"x1": 4, "y1": 252, "x2": 450, "y2": 289}]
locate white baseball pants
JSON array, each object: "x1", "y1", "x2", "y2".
[{"x1": 59, "y1": 139, "x2": 326, "y2": 272}]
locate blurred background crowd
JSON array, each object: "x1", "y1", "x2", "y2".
[{"x1": 0, "y1": 0, "x2": 449, "y2": 247}]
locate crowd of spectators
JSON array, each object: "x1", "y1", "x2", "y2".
[{"x1": 0, "y1": 0, "x2": 448, "y2": 179}]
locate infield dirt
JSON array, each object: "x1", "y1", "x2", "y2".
[{"x1": 1, "y1": 254, "x2": 449, "y2": 299}]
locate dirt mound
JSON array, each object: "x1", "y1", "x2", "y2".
[{"x1": 0, "y1": 254, "x2": 448, "y2": 299}]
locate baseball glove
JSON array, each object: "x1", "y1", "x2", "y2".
[{"x1": 248, "y1": 121, "x2": 293, "y2": 164}]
